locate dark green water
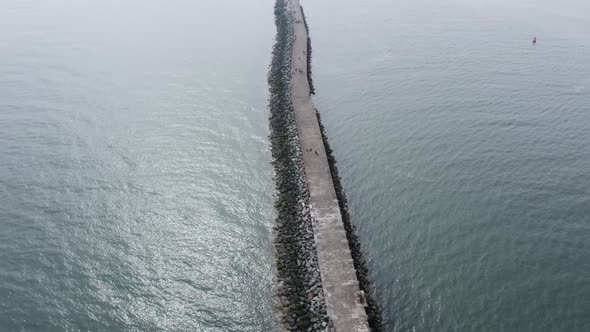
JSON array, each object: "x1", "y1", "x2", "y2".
[
  {"x1": 0, "y1": 0, "x2": 277, "y2": 330},
  {"x1": 305, "y1": 0, "x2": 590, "y2": 330},
  {"x1": 1, "y1": 0, "x2": 590, "y2": 331}
]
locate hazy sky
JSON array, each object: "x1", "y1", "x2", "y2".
[{"x1": 452, "y1": 0, "x2": 590, "y2": 19}]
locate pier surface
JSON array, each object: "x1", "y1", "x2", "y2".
[{"x1": 289, "y1": 1, "x2": 370, "y2": 331}]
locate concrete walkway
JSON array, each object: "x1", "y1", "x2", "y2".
[{"x1": 289, "y1": 1, "x2": 370, "y2": 331}]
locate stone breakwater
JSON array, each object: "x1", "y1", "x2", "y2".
[
  {"x1": 299, "y1": 6, "x2": 382, "y2": 331},
  {"x1": 315, "y1": 111, "x2": 383, "y2": 330},
  {"x1": 299, "y1": 6, "x2": 381, "y2": 326},
  {"x1": 268, "y1": 0, "x2": 329, "y2": 331},
  {"x1": 299, "y1": 6, "x2": 314, "y2": 95},
  {"x1": 269, "y1": 0, "x2": 382, "y2": 330}
]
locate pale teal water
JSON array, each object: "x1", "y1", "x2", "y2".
[
  {"x1": 0, "y1": 0, "x2": 277, "y2": 330},
  {"x1": 305, "y1": 0, "x2": 590, "y2": 330},
  {"x1": 2, "y1": 0, "x2": 590, "y2": 331}
]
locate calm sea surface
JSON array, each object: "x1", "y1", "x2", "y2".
[
  {"x1": 0, "y1": 0, "x2": 277, "y2": 330},
  {"x1": 2, "y1": 0, "x2": 590, "y2": 331},
  {"x1": 305, "y1": 0, "x2": 590, "y2": 330}
]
